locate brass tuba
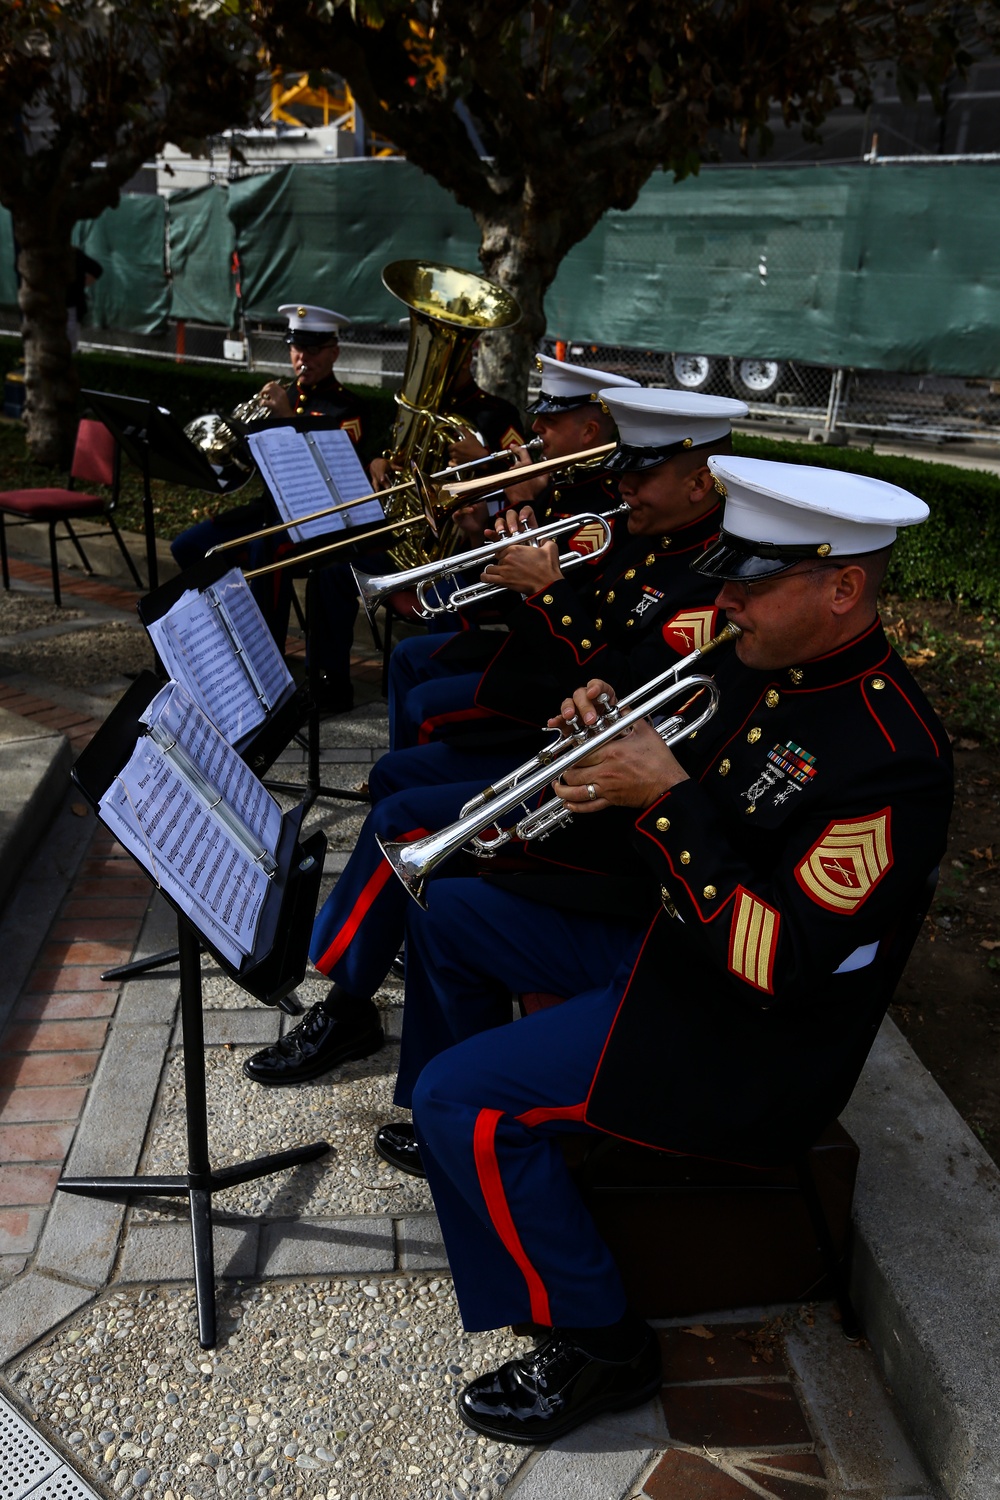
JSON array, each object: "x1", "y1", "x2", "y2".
[{"x1": 380, "y1": 259, "x2": 521, "y2": 569}]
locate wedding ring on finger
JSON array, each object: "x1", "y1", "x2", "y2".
[{"x1": 586, "y1": 783, "x2": 598, "y2": 801}]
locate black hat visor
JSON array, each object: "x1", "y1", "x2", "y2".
[
  {"x1": 285, "y1": 328, "x2": 339, "y2": 348},
  {"x1": 601, "y1": 437, "x2": 704, "y2": 474},
  {"x1": 527, "y1": 390, "x2": 600, "y2": 416},
  {"x1": 692, "y1": 529, "x2": 835, "y2": 582}
]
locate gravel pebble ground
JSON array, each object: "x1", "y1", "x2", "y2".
[
  {"x1": 9, "y1": 1278, "x2": 526, "y2": 1500},
  {"x1": 0, "y1": 592, "x2": 86, "y2": 631},
  {"x1": 137, "y1": 1046, "x2": 432, "y2": 1221},
  {"x1": 0, "y1": 618, "x2": 150, "y2": 686}
]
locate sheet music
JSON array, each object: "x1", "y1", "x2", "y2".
[
  {"x1": 306, "y1": 430, "x2": 384, "y2": 527},
  {"x1": 99, "y1": 746, "x2": 269, "y2": 965},
  {"x1": 146, "y1": 569, "x2": 293, "y2": 745},
  {"x1": 141, "y1": 683, "x2": 283, "y2": 856},
  {"x1": 248, "y1": 427, "x2": 385, "y2": 544}
]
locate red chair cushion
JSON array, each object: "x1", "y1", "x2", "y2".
[
  {"x1": 71, "y1": 419, "x2": 116, "y2": 487},
  {"x1": 0, "y1": 488, "x2": 106, "y2": 519}
]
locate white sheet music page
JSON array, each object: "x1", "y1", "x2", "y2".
[
  {"x1": 307, "y1": 429, "x2": 384, "y2": 528},
  {"x1": 99, "y1": 744, "x2": 270, "y2": 966},
  {"x1": 142, "y1": 683, "x2": 283, "y2": 855},
  {"x1": 147, "y1": 584, "x2": 263, "y2": 744},
  {"x1": 211, "y1": 568, "x2": 294, "y2": 715},
  {"x1": 247, "y1": 427, "x2": 344, "y2": 544}
]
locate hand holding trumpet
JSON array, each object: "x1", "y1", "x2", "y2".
[
  {"x1": 480, "y1": 504, "x2": 564, "y2": 594},
  {"x1": 257, "y1": 380, "x2": 294, "y2": 419},
  {"x1": 547, "y1": 678, "x2": 691, "y2": 813}
]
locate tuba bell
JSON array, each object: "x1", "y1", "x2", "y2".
[{"x1": 380, "y1": 259, "x2": 521, "y2": 570}]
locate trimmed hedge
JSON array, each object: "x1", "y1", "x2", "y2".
[{"x1": 732, "y1": 432, "x2": 1000, "y2": 615}]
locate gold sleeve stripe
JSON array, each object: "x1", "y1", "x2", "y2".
[
  {"x1": 662, "y1": 607, "x2": 718, "y2": 653},
  {"x1": 340, "y1": 417, "x2": 362, "y2": 443},
  {"x1": 728, "y1": 888, "x2": 779, "y2": 993},
  {"x1": 794, "y1": 810, "x2": 892, "y2": 914}
]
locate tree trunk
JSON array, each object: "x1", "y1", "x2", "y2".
[
  {"x1": 14, "y1": 210, "x2": 80, "y2": 469},
  {"x1": 474, "y1": 202, "x2": 566, "y2": 412}
]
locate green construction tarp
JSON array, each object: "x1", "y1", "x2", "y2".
[
  {"x1": 3, "y1": 159, "x2": 1000, "y2": 377},
  {"x1": 75, "y1": 194, "x2": 169, "y2": 336},
  {"x1": 168, "y1": 183, "x2": 237, "y2": 326},
  {"x1": 545, "y1": 164, "x2": 1000, "y2": 377},
  {"x1": 226, "y1": 160, "x2": 480, "y2": 322}
]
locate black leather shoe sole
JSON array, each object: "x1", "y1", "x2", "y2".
[
  {"x1": 373, "y1": 1122, "x2": 426, "y2": 1178},
  {"x1": 242, "y1": 1023, "x2": 384, "y2": 1087}
]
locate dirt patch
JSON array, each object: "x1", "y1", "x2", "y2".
[
  {"x1": 0, "y1": 593, "x2": 85, "y2": 632},
  {"x1": 0, "y1": 618, "x2": 150, "y2": 688}
]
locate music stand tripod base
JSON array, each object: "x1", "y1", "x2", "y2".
[{"x1": 58, "y1": 919, "x2": 330, "y2": 1349}]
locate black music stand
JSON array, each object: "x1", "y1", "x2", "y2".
[
  {"x1": 60, "y1": 676, "x2": 330, "y2": 1348},
  {"x1": 81, "y1": 391, "x2": 246, "y2": 593}
]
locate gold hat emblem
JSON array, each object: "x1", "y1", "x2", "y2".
[
  {"x1": 297, "y1": 306, "x2": 307, "y2": 318},
  {"x1": 534, "y1": 355, "x2": 543, "y2": 371}
]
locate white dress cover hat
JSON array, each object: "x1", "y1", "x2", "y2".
[
  {"x1": 279, "y1": 303, "x2": 351, "y2": 346},
  {"x1": 694, "y1": 456, "x2": 930, "y2": 581},
  {"x1": 599, "y1": 388, "x2": 748, "y2": 471},
  {"x1": 528, "y1": 353, "x2": 639, "y2": 414}
]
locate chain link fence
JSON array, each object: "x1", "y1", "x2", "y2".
[{"x1": 3, "y1": 310, "x2": 1000, "y2": 448}]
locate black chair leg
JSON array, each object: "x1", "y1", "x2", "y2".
[
  {"x1": 106, "y1": 513, "x2": 144, "y2": 589},
  {"x1": 0, "y1": 514, "x2": 9, "y2": 591},
  {"x1": 48, "y1": 522, "x2": 62, "y2": 608},
  {"x1": 794, "y1": 1155, "x2": 863, "y2": 1340},
  {"x1": 61, "y1": 518, "x2": 94, "y2": 575}
]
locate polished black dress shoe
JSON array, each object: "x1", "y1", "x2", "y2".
[
  {"x1": 373, "y1": 1121, "x2": 426, "y2": 1178},
  {"x1": 389, "y1": 948, "x2": 406, "y2": 981},
  {"x1": 457, "y1": 1327, "x2": 662, "y2": 1444},
  {"x1": 242, "y1": 994, "x2": 383, "y2": 1086}
]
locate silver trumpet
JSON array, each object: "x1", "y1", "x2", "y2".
[
  {"x1": 377, "y1": 621, "x2": 741, "y2": 906},
  {"x1": 352, "y1": 503, "x2": 627, "y2": 627}
]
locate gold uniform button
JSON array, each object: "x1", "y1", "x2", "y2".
[
  {"x1": 871, "y1": 677, "x2": 886, "y2": 690},
  {"x1": 789, "y1": 667, "x2": 804, "y2": 685},
  {"x1": 606, "y1": 590, "x2": 616, "y2": 603},
  {"x1": 595, "y1": 618, "x2": 603, "y2": 630},
  {"x1": 542, "y1": 594, "x2": 554, "y2": 604},
  {"x1": 553, "y1": 489, "x2": 561, "y2": 502},
  {"x1": 660, "y1": 536, "x2": 671, "y2": 548},
  {"x1": 747, "y1": 727, "x2": 762, "y2": 744},
  {"x1": 626, "y1": 619, "x2": 635, "y2": 627},
  {"x1": 703, "y1": 885, "x2": 717, "y2": 900},
  {"x1": 656, "y1": 816, "x2": 670, "y2": 832},
  {"x1": 561, "y1": 615, "x2": 572, "y2": 626},
  {"x1": 624, "y1": 569, "x2": 636, "y2": 580},
  {"x1": 765, "y1": 689, "x2": 780, "y2": 708},
  {"x1": 581, "y1": 638, "x2": 592, "y2": 650},
  {"x1": 718, "y1": 758, "x2": 731, "y2": 776},
  {"x1": 679, "y1": 851, "x2": 691, "y2": 865},
  {"x1": 645, "y1": 553, "x2": 656, "y2": 567}
]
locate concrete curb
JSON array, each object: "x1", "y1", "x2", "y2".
[
  {"x1": 844, "y1": 1019, "x2": 1000, "y2": 1500},
  {"x1": 8, "y1": 520, "x2": 178, "y2": 591},
  {"x1": 0, "y1": 707, "x2": 70, "y2": 912}
]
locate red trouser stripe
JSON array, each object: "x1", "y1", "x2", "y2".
[
  {"x1": 417, "y1": 705, "x2": 493, "y2": 746},
  {"x1": 472, "y1": 1107, "x2": 552, "y2": 1326},
  {"x1": 515, "y1": 1101, "x2": 588, "y2": 1128},
  {"x1": 314, "y1": 826, "x2": 428, "y2": 975}
]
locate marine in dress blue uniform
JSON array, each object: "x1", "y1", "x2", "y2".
[
  {"x1": 386, "y1": 456, "x2": 953, "y2": 1444},
  {"x1": 244, "y1": 390, "x2": 748, "y2": 1088},
  {"x1": 387, "y1": 356, "x2": 641, "y2": 751}
]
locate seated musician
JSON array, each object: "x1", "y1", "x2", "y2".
[
  {"x1": 387, "y1": 354, "x2": 641, "y2": 751},
  {"x1": 374, "y1": 457, "x2": 952, "y2": 1444},
  {"x1": 243, "y1": 389, "x2": 747, "y2": 1089},
  {"x1": 171, "y1": 303, "x2": 370, "y2": 714}
]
